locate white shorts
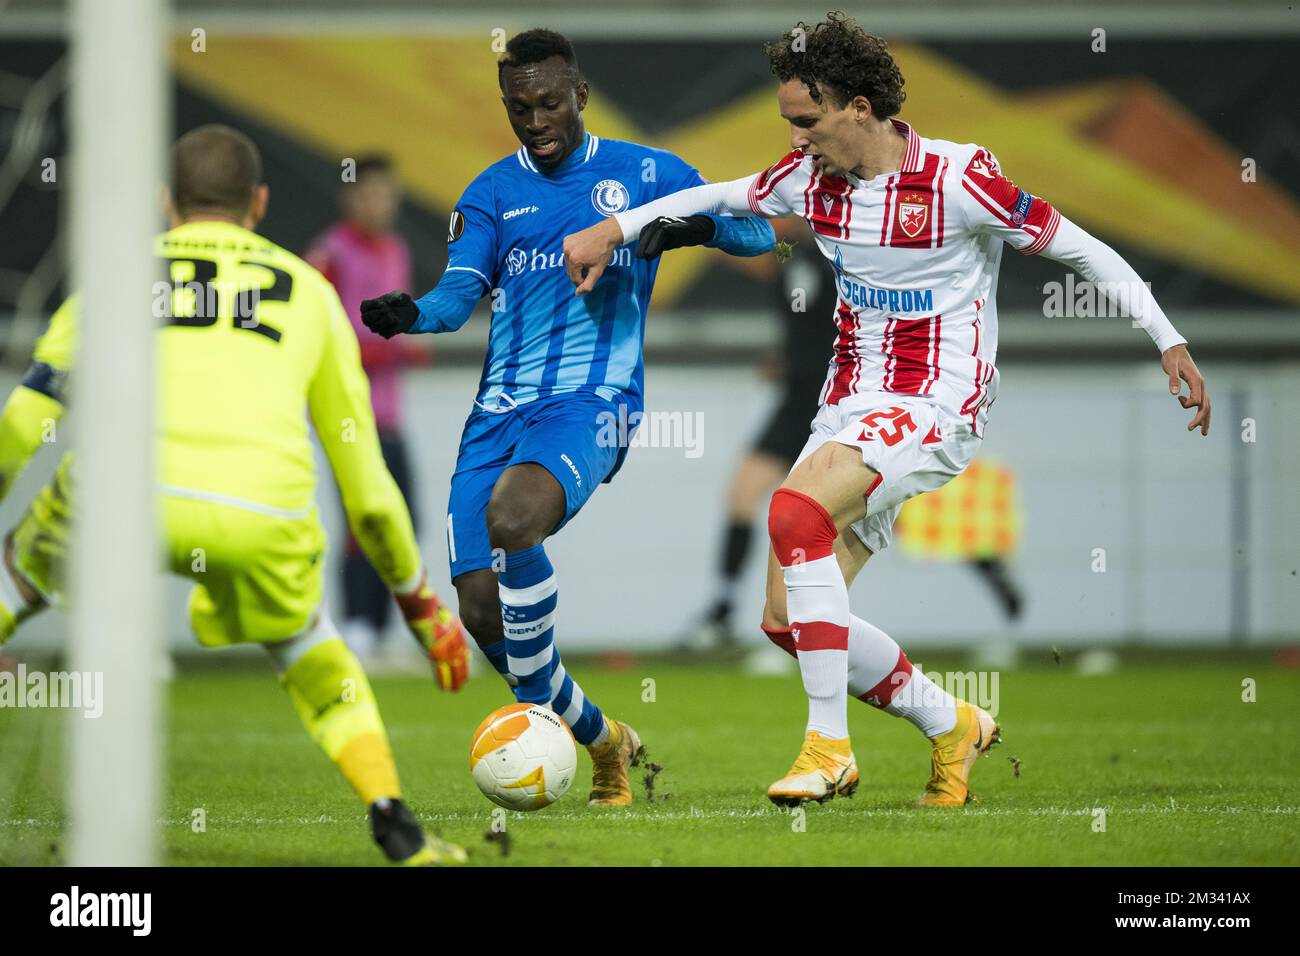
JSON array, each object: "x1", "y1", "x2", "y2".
[{"x1": 791, "y1": 393, "x2": 982, "y2": 555}]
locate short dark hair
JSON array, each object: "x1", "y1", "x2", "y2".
[
  {"x1": 353, "y1": 153, "x2": 394, "y2": 180},
  {"x1": 497, "y1": 28, "x2": 580, "y2": 86},
  {"x1": 171, "y1": 124, "x2": 262, "y2": 217},
  {"x1": 764, "y1": 12, "x2": 906, "y2": 117}
]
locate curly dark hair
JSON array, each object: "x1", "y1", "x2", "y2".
[
  {"x1": 497, "y1": 28, "x2": 580, "y2": 86},
  {"x1": 763, "y1": 12, "x2": 905, "y2": 117}
]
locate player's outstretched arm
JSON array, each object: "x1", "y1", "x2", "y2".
[
  {"x1": 637, "y1": 214, "x2": 775, "y2": 260},
  {"x1": 360, "y1": 270, "x2": 485, "y2": 340},
  {"x1": 564, "y1": 177, "x2": 759, "y2": 295},
  {"x1": 360, "y1": 290, "x2": 420, "y2": 338},
  {"x1": 1041, "y1": 215, "x2": 1210, "y2": 435}
]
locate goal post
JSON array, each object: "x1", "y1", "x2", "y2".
[{"x1": 68, "y1": 0, "x2": 167, "y2": 867}]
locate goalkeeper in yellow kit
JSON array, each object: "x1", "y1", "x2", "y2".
[{"x1": 0, "y1": 125, "x2": 470, "y2": 865}]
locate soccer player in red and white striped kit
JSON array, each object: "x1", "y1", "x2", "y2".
[{"x1": 564, "y1": 12, "x2": 1210, "y2": 807}]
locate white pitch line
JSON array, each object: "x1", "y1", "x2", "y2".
[{"x1": 3, "y1": 804, "x2": 1298, "y2": 829}]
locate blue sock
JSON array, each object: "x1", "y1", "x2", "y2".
[
  {"x1": 498, "y1": 544, "x2": 606, "y2": 745},
  {"x1": 548, "y1": 650, "x2": 606, "y2": 746},
  {"x1": 498, "y1": 544, "x2": 560, "y2": 705}
]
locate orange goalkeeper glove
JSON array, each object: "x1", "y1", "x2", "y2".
[{"x1": 394, "y1": 572, "x2": 469, "y2": 691}]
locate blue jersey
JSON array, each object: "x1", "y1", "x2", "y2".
[{"x1": 429, "y1": 133, "x2": 772, "y2": 414}]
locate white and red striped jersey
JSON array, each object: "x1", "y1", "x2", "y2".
[{"x1": 746, "y1": 120, "x2": 1060, "y2": 436}]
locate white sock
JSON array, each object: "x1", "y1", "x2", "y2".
[
  {"x1": 845, "y1": 615, "x2": 904, "y2": 698},
  {"x1": 784, "y1": 554, "x2": 850, "y2": 739},
  {"x1": 846, "y1": 615, "x2": 958, "y2": 739},
  {"x1": 885, "y1": 668, "x2": 958, "y2": 738}
]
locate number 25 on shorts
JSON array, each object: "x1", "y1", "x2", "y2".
[{"x1": 856, "y1": 406, "x2": 917, "y2": 447}]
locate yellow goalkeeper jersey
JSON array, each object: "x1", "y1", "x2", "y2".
[{"x1": 0, "y1": 218, "x2": 419, "y2": 589}]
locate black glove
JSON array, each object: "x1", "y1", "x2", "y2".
[
  {"x1": 636, "y1": 215, "x2": 716, "y2": 259},
  {"x1": 360, "y1": 291, "x2": 419, "y2": 339}
]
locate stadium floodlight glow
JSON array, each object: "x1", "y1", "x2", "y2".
[{"x1": 68, "y1": 0, "x2": 166, "y2": 867}]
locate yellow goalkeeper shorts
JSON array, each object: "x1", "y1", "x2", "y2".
[
  {"x1": 160, "y1": 490, "x2": 328, "y2": 647},
  {"x1": 10, "y1": 455, "x2": 328, "y2": 646}
]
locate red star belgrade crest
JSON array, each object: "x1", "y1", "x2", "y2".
[{"x1": 898, "y1": 193, "x2": 928, "y2": 238}]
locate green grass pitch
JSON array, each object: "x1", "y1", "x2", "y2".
[{"x1": 2, "y1": 654, "x2": 1298, "y2": 865}]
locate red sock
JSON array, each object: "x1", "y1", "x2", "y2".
[
  {"x1": 761, "y1": 624, "x2": 796, "y2": 658},
  {"x1": 857, "y1": 647, "x2": 914, "y2": 707}
]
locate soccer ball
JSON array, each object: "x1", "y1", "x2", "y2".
[{"x1": 469, "y1": 703, "x2": 577, "y2": 811}]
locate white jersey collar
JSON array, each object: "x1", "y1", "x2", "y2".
[{"x1": 514, "y1": 132, "x2": 601, "y2": 174}]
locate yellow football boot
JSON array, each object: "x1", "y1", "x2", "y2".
[
  {"x1": 587, "y1": 718, "x2": 643, "y2": 806},
  {"x1": 918, "y1": 701, "x2": 1001, "y2": 807},
  {"x1": 400, "y1": 834, "x2": 469, "y2": 867},
  {"x1": 767, "y1": 731, "x2": 859, "y2": 807}
]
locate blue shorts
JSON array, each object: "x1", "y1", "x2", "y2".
[{"x1": 445, "y1": 391, "x2": 635, "y2": 580}]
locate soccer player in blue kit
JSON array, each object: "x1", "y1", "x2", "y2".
[{"x1": 361, "y1": 29, "x2": 775, "y2": 804}]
